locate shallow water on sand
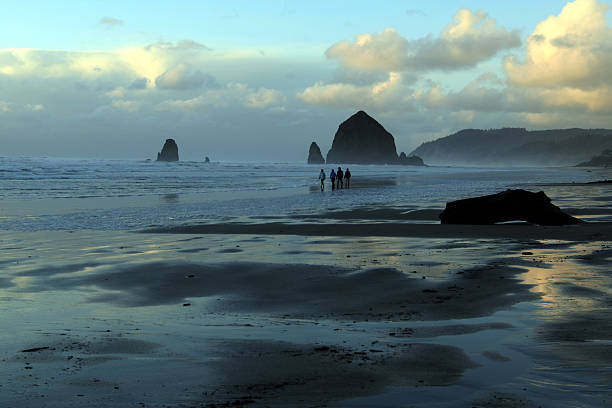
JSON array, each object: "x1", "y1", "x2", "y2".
[{"x1": 1, "y1": 157, "x2": 611, "y2": 231}]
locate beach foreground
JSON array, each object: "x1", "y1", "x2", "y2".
[{"x1": 1, "y1": 220, "x2": 611, "y2": 407}]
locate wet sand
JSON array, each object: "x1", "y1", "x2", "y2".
[
  {"x1": 146, "y1": 220, "x2": 612, "y2": 241},
  {"x1": 1, "y1": 221, "x2": 611, "y2": 406}
]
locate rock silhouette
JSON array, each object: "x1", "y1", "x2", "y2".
[
  {"x1": 439, "y1": 189, "x2": 583, "y2": 226},
  {"x1": 326, "y1": 111, "x2": 399, "y2": 164},
  {"x1": 398, "y1": 152, "x2": 425, "y2": 166},
  {"x1": 157, "y1": 139, "x2": 179, "y2": 162},
  {"x1": 307, "y1": 142, "x2": 325, "y2": 164}
]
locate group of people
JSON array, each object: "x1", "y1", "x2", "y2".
[{"x1": 319, "y1": 167, "x2": 351, "y2": 191}]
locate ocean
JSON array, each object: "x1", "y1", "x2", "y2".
[{"x1": 1, "y1": 156, "x2": 608, "y2": 231}]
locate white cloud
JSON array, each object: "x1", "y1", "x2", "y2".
[
  {"x1": 111, "y1": 99, "x2": 140, "y2": 112},
  {"x1": 297, "y1": 72, "x2": 409, "y2": 110},
  {"x1": 157, "y1": 83, "x2": 284, "y2": 112},
  {"x1": 326, "y1": 9, "x2": 521, "y2": 72},
  {"x1": 0, "y1": 101, "x2": 45, "y2": 113},
  {"x1": 505, "y1": 0, "x2": 612, "y2": 89}
]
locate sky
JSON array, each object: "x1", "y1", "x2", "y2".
[{"x1": 1, "y1": 0, "x2": 611, "y2": 161}]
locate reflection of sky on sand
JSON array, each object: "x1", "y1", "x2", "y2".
[
  {"x1": 512, "y1": 241, "x2": 612, "y2": 317},
  {"x1": 501, "y1": 240, "x2": 612, "y2": 405}
]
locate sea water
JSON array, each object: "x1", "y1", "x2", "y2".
[{"x1": 0, "y1": 156, "x2": 608, "y2": 231}]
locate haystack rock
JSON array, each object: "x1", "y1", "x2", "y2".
[
  {"x1": 398, "y1": 152, "x2": 425, "y2": 166},
  {"x1": 326, "y1": 111, "x2": 398, "y2": 164},
  {"x1": 307, "y1": 142, "x2": 325, "y2": 164},
  {"x1": 157, "y1": 139, "x2": 179, "y2": 162},
  {"x1": 439, "y1": 189, "x2": 583, "y2": 226}
]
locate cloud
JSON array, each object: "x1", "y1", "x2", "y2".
[
  {"x1": 503, "y1": 0, "x2": 612, "y2": 113},
  {"x1": 157, "y1": 83, "x2": 284, "y2": 111},
  {"x1": 111, "y1": 99, "x2": 140, "y2": 112},
  {"x1": 0, "y1": 101, "x2": 44, "y2": 113},
  {"x1": 0, "y1": 40, "x2": 212, "y2": 86},
  {"x1": 99, "y1": 17, "x2": 123, "y2": 28},
  {"x1": 155, "y1": 64, "x2": 219, "y2": 90},
  {"x1": 128, "y1": 77, "x2": 149, "y2": 90},
  {"x1": 144, "y1": 40, "x2": 210, "y2": 51},
  {"x1": 326, "y1": 9, "x2": 521, "y2": 72},
  {"x1": 406, "y1": 9, "x2": 426, "y2": 16},
  {"x1": 505, "y1": 0, "x2": 612, "y2": 89},
  {"x1": 297, "y1": 72, "x2": 417, "y2": 113}
]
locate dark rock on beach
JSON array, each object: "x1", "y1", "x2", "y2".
[
  {"x1": 307, "y1": 142, "x2": 325, "y2": 164},
  {"x1": 157, "y1": 139, "x2": 179, "y2": 162},
  {"x1": 326, "y1": 111, "x2": 399, "y2": 164},
  {"x1": 398, "y1": 152, "x2": 425, "y2": 166},
  {"x1": 439, "y1": 189, "x2": 583, "y2": 226}
]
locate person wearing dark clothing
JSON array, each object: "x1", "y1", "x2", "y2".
[
  {"x1": 336, "y1": 167, "x2": 344, "y2": 188},
  {"x1": 344, "y1": 168, "x2": 351, "y2": 188},
  {"x1": 330, "y1": 169, "x2": 336, "y2": 190},
  {"x1": 319, "y1": 169, "x2": 326, "y2": 191}
]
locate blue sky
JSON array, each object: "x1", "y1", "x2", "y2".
[
  {"x1": 2, "y1": 1, "x2": 569, "y2": 50},
  {"x1": 1, "y1": 0, "x2": 611, "y2": 160}
]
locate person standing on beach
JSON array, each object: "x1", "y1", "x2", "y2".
[
  {"x1": 318, "y1": 169, "x2": 326, "y2": 191},
  {"x1": 337, "y1": 167, "x2": 344, "y2": 189},
  {"x1": 345, "y1": 168, "x2": 351, "y2": 188},
  {"x1": 330, "y1": 169, "x2": 336, "y2": 190}
]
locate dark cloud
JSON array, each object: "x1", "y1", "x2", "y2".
[{"x1": 128, "y1": 77, "x2": 149, "y2": 90}]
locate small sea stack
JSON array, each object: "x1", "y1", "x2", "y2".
[
  {"x1": 398, "y1": 152, "x2": 425, "y2": 166},
  {"x1": 157, "y1": 139, "x2": 179, "y2": 162},
  {"x1": 307, "y1": 142, "x2": 325, "y2": 164}
]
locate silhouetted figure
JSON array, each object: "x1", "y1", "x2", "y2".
[
  {"x1": 337, "y1": 167, "x2": 344, "y2": 188},
  {"x1": 204, "y1": 156, "x2": 210, "y2": 163},
  {"x1": 319, "y1": 169, "x2": 326, "y2": 191},
  {"x1": 345, "y1": 168, "x2": 351, "y2": 188},
  {"x1": 330, "y1": 169, "x2": 336, "y2": 190}
]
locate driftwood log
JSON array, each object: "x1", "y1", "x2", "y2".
[{"x1": 439, "y1": 189, "x2": 583, "y2": 226}]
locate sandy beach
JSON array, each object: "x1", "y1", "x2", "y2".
[{"x1": 1, "y1": 206, "x2": 611, "y2": 407}]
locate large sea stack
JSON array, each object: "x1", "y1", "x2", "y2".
[
  {"x1": 307, "y1": 142, "x2": 325, "y2": 164},
  {"x1": 326, "y1": 111, "x2": 399, "y2": 164},
  {"x1": 157, "y1": 139, "x2": 179, "y2": 162}
]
